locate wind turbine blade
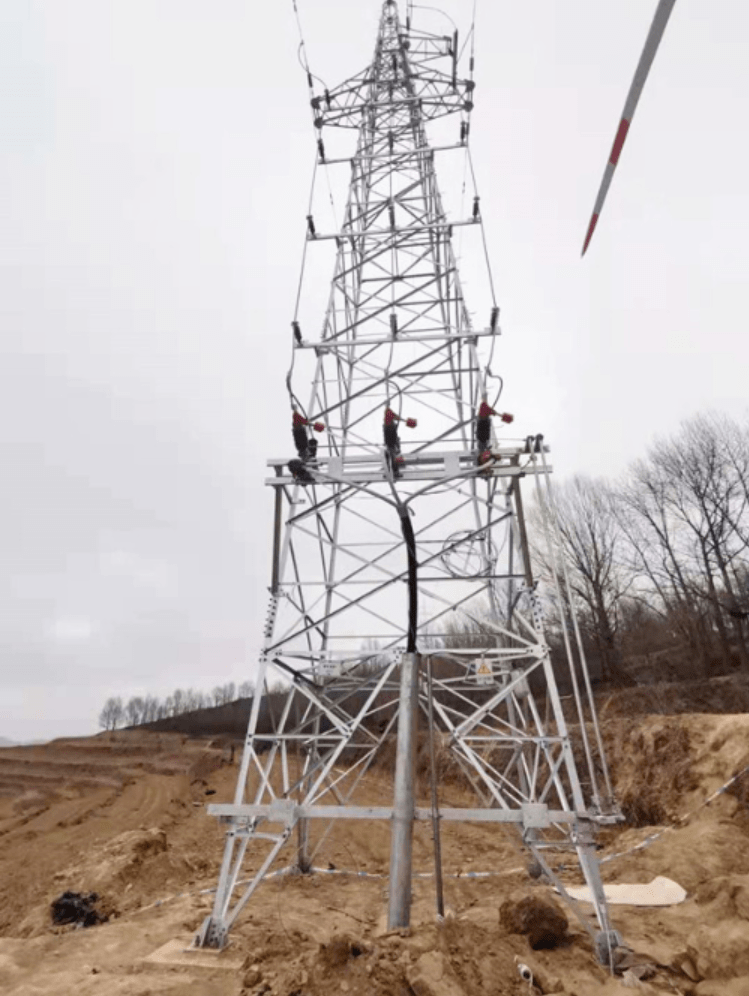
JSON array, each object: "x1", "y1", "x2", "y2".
[{"x1": 582, "y1": 0, "x2": 678, "y2": 256}]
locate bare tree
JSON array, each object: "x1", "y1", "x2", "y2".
[
  {"x1": 652, "y1": 414, "x2": 749, "y2": 669},
  {"x1": 616, "y1": 456, "x2": 713, "y2": 673},
  {"x1": 183, "y1": 687, "x2": 205, "y2": 711},
  {"x1": 124, "y1": 696, "x2": 145, "y2": 727},
  {"x1": 98, "y1": 696, "x2": 124, "y2": 731},
  {"x1": 532, "y1": 475, "x2": 632, "y2": 684},
  {"x1": 612, "y1": 413, "x2": 749, "y2": 675},
  {"x1": 142, "y1": 695, "x2": 160, "y2": 723}
]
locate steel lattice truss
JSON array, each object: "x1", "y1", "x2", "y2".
[{"x1": 197, "y1": 0, "x2": 621, "y2": 956}]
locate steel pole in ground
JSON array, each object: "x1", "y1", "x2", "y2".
[
  {"x1": 425, "y1": 656, "x2": 445, "y2": 919},
  {"x1": 388, "y1": 651, "x2": 419, "y2": 929}
]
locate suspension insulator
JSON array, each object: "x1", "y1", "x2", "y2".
[
  {"x1": 306, "y1": 215, "x2": 316, "y2": 237},
  {"x1": 307, "y1": 71, "x2": 313, "y2": 89},
  {"x1": 390, "y1": 313, "x2": 398, "y2": 337},
  {"x1": 392, "y1": 53, "x2": 398, "y2": 75},
  {"x1": 472, "y1": 196, "x2": 480, "y2": 221},
  {"x1": 490, "y1": 306, "x2": 499, "y2": 333},
  {"x1": 388, "y1": 131, "x2": 395, "y2": 153},
  {"x1": 389, "y1": 204, "x2": 396, "y2": 230},
  {"x1": 292, "y1": 321, "x2": 303, "y2": 345},
  {"x1": 317, "y1": 139, "x2": 326, "y2": 163},
  {"x1": 324, "y1": 88, "x2": 332, "y2": 108}
]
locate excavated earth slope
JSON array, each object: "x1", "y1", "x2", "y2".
[{"x1": 1, "y1": 713, "x2": 748, "y2": 996}]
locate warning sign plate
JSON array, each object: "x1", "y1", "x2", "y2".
[{"x1": 475, "y1": 659, "x2": 493, "y2": 685}]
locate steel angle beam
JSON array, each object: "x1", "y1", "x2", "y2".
[{"x1": 209, "y1": 803, "x2": 576, "y2": 825}]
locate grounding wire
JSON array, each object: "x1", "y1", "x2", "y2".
[
  {"x1": 287, "y1": 0, "x2": 339, "y2": 417},
  {"x1": 286, "y1": 157, "x2": 320, "y2": 416},
  {"x1": 455, "y1": 124, "x2": 470, "y2": 269},
  {"x1": 464, "y1": 1, "x2": 501, "y2": 350},
  {"x1": 410, "y1": 4, "x2": 457, "y2": 34},
  {"x1": 291, "y1": 0, "x2": 325, "y2": 90},
  {"x1": 454, "y1": 0, "x2": 477, "y2": 289},
  {"x1": 468, "y1": 0, "x2": 478, "y2": 66},
  {"x1": 487, "y1": 370, "x2": 504, "y2": 410},
  {"x1": 292, "y1": 158, "x2": 319, "y2": 325},
  {"x1": 289, "y1": 0, "x2": 331, "y2": 246},
  {"x1": 457, "y1": 23, "x2": 474, "y2": 63},
  {"x1": 467, "y1": 147, "x2": 498, "y2": 311},
  {"x1": 453, "y1": 0, "x2": 501, "y2": 402},
  {"x1": 386, "y1": 121, "x2": 397, "y2": 403},
  {"x1": 296, "y1": 43, "x2": 328, "y2": 93}
]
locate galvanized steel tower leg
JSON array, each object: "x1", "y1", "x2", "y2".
[
  {"x1": 296, "y1": 762, "x2": 312, "y2": 873},
  {"x1": 388, "y1": 651, "x2": 419, "y2": 929}
]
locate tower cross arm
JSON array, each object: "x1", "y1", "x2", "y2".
[{"x1": 312, "y1": 87, "x2": 473, "y2": 130}]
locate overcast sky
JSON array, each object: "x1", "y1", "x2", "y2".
[{"x1": 2, "y1": 0, "x2": 747, "y2": 742}]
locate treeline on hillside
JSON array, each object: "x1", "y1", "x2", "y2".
[
  {"x1": 528, "y1": 412, "x2": 749, "y2": 685},
  {"x1": 98, "y1": 681, "x2": 255, "y2": 731}
]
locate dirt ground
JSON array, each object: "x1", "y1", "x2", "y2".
[{"x1": 2, "y1": 705, "x2": 749, "y2": 996}]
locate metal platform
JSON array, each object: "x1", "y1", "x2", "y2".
[{"x1": 267, "y1": 444, "x2": 552, "y2": 489}]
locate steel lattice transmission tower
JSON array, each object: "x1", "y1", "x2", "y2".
[{"x1": 196, "y1": 0, "x2": 622, "y2": 959}]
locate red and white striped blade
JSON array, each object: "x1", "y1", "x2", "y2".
[{"x1": 582, "y1": 0, "x2": 678, "y2": 256}]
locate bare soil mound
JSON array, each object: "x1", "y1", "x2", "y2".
[
  {"x1": 601, "y1": 712, "x2": 749, "y2": 828},
  {"x1": 597, "y1": 672, "x2": 749, "y2": 718}
]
